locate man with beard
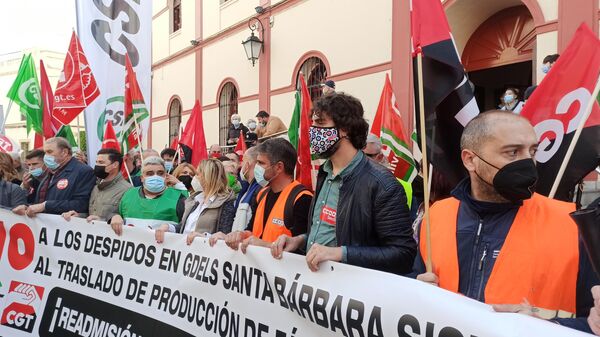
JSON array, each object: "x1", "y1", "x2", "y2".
[
  {"x1": 270, "y1": 93, "x2": 416, "y2": 275},
  {"x1": 62, "y1": 148, "x2": 131, "y2": 222},
  {"x1": 413, "y1": 111, "x2": 595, "y2": 322}
]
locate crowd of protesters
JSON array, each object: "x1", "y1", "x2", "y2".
[{"x1": 1, "y1": 82, "x2": 599, "y2": 334}]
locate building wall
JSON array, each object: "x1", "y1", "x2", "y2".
[{"x1": 151, "y1": 0, "x2": 599, "y2": 152}]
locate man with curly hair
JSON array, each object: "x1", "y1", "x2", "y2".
[{"x1": 270, "y1": 92, "x2": 416, "y2": 275}]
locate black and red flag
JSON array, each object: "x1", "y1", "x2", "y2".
[
  {"x1": 520, "y1": 24, "x2": 600, "y2": 201},
  {"x1": 179, "y1": 100, "x2": 208, "y2": 167},
  {"x1": 411, "y1": 0, "x2": 480, "y2": 187}
]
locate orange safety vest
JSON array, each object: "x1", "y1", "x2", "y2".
[
  {"x1": 420, "y1": 193, "x2": 579, "y2": 317},
  {"x1": 252, "y1": 180, "x2": 313, "y2": 243}
]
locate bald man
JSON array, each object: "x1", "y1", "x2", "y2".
[{"x1": 413, "y1": 111, "x2": 596, "y2": 324}]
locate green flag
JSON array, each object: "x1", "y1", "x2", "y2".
[
  {"x1": 56, "y1": 125, "x2": 78, "y2": 147},
  {"x1": 6, "y1": 54, "x2": 43, "y2": 134},
  {"x1": 288, "y1": 91, "x2": 301, "y2": 149}
]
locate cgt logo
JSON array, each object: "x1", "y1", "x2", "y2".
[{"x1": 0, "y1": 281, "x2": 45, "y2": 333}]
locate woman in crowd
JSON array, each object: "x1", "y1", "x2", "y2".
[
  {"x1": 0, "y1": 152, "x2": 26, "y2": 208},
  {"x1": 155, "y1": 159, "x2": 236, "y2": 244},
  {"x1": 172, "y1": 163, "x2": 197, "y2": 193},
  {"x1": 500, "y1": 87, "x2": 524, "y2": 114}
]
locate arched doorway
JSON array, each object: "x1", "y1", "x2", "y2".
[
  {"x1": 168, "y1": 97, "x2": 182, "y2": 145},
  {"x1": 218, "y1": 82, "x2": 238, "y2": 146},
  {"x1": 462, "y1": 6, "x2": 535, "y2": 111},
  {"x1": 296, "y1": 56, "x2": 328, "y2": 102}
]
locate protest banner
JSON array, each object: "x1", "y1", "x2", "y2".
[{"x1": 0, "y1": 209, "x2": 586, "y2": 337}]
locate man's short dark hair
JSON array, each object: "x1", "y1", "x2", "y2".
[
  {"x1": 160, "y1": 148, "x2": 176, "y2": 158},
  {"x1": 25, "y1": 149, "x2": 45, "y2": 160},
  {"x1": 256, "y1": 138, "x2": 297, "y2": 176},
  {"x1": 97, "y1": 148, "x2": 123, "y2": 169},
  {"x1": 543, "y1": 54, "x2": 559, "y2": 64},
  {"x1": 256, "y1": 110, "x2": 270, "y2": 118},
  {"x1": 312, "y1": 92, "x2": 369, "y2": 150}
]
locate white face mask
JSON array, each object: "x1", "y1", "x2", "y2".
[{"x1": 191, "y1": 177, "x2": 203, "y2": 193}]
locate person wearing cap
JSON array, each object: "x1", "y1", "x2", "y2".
[
  {"x1": 227, "y1": 114, "x2": 250, "y2": 145},
  {"x1": 255, "y1": 110, "x2": 287, "y2": 138},
  {"x1": 321, "y1": 80, "x2": 336, "y2": 95}
]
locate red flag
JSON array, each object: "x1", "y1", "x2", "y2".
[
  {"x1": 53, "y1": 31, "x2": 100, "y2": 125},
  {"x1": 371, "y1": 74, "x2": 417, "y2": 182},
  {"x1": 102, "y1": 122, "x2": 121, "y2": 151},
  {"x1": 410, "y1": 0, "x2": 452, "y2": 54},
  {"x1": 179, "y1": 100, "x2": 207, "y2": 166},
  {"x1": 296, "y1": 74, "x2": 313, "y2": 190},
  {"x1": 39, "y1": 60, "x2": 62, "y2": 139},
  {"x1": 34, "y1": 133, "x2": 43, "y2": 148},
  {"x1": 169, "y1": 136, "x2": 178, "y2": 151},
  {"x1": 123, "y1": 54, "x2": 149, "y2": 151},
  {"x1": 520, "y1": 23, "x2": 600, "y2": 200},
  {"x1": 234, "y1": 131, "x2": 247, "y2": 158}
]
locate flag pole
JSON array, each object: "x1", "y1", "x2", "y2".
[
  {"x1": 417, "y1": 52, "x2": 433, "y2": 273},
  {"x1": 123, "y1": 159, "x2": 135, "y2": 186},
  {"x1": 133, "y1": 117, "x2": 145, "y2": 163},
  {"x1": 1, "y1": 101, "x2": 13, "y2": 134},
  {"x1": 549, "y1": 71, "x2": 600, "y2": 198}
]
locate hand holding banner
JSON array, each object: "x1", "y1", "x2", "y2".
[{"x1": 0, "y1": 209, "x2": 588, "y2": 337}]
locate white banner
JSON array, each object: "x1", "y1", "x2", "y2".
[
  {"x1": 0, "y1": 209, "x2": 588, "y2": 337},
  {"x1": 75, "y1": 0, "x2": 152, "y2": 164}
]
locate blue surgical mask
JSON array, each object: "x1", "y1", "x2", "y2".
[
  {"x1": 30, "y1": 167, "x2": 43, "y2": 178},
  {"x1": 248, "y1": 122, "x2": 257, "y2": 130},
  {"x1": 254, "y1": 165, "x2": 269, "y2": 187},
  {"x1": 44, "y1": 155, "x2": 59, "y2": 170},
  {"x1": 503, "y1": 94, "x2": 515, "y2": 104},
  {"x1": 232, "y1": 120, "x2": 240, "y2": 127},
  {"x1": 144, "y1": 175, "x2": 166, "y2": 193},
  {"x1": 165, "y1": 161, "x2": 174, "y2": 173},
  {"x1": 541, "y1": 64, "x2": 550, "y2": 74}
]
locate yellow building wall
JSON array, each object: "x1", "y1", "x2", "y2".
[
  {"x1": 202, "y1": 30, "x2": 260, "y2": 106},
  {"x1": 270, "y1": 0, "x2": 392, "y2": 90},
  {"x1": 152, "y1": 53, "x2": 196, "y2": 117}
]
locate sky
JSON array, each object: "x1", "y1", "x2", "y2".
[{"x1": 0, "y1": 0, "x2": 77, "y2": 56}]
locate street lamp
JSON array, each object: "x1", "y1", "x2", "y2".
[{"x1": 242, "y1": 18, "x2": 264, "y2": 67}]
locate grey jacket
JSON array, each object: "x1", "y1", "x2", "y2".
[
  {"x1": 0, "y1": 180, "x2": 26, "y2": 208},
  {"x1": 89, "y1": 175, "x2": 131, "y2": 221},
  {"x1": 176, "y1": 191, "x2": 237, "y2": 234}
]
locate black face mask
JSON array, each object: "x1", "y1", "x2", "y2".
[
  {"x1": 474, "y1": 155, "x2": 538, "y2": 202},
  {"x1": 178, "y1": 175, "x2": 193, "y2": 190},
  {"x1": 94, "y1": 165, "x2": 109, "y2": 180}
]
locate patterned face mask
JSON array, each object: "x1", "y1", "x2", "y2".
[{"x1": 309, "y1": 126, "x2": 340, "y2": 157}]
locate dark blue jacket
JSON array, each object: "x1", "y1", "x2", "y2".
[
  {"x1": 412, "y1": 178, "x2": 597, "y2": 320},
  {"x1": 35, "y1": 158, "x2": 95, "y2": 215}
]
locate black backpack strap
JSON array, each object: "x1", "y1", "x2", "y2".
[
  {"x1": 256, "y1": 187, "x2": 270, "y2": 206},
  {"x1": 282, "y1": 184, "x2": 309, "y2": 229}
]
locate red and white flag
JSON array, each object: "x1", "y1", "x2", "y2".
[
  {"x1": 520, "y1": 23, "x2": 600, "y2": 200},
  {"x1": 53, "y1": 31, "x2": 100, "y2": 125},
  {"x1": 371, "y1": 73, "x2": 417, "y2": 182},
  {"x1": 39, "y1": 60, "x2": 62, "y2": 139},
  {"x1": 101, "y1": 121, "x2": 121, "y2": 152}
]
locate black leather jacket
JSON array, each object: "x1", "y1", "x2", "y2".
[{"x1": 307, "y1": 154, "x2": 417, "y2": 274}]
